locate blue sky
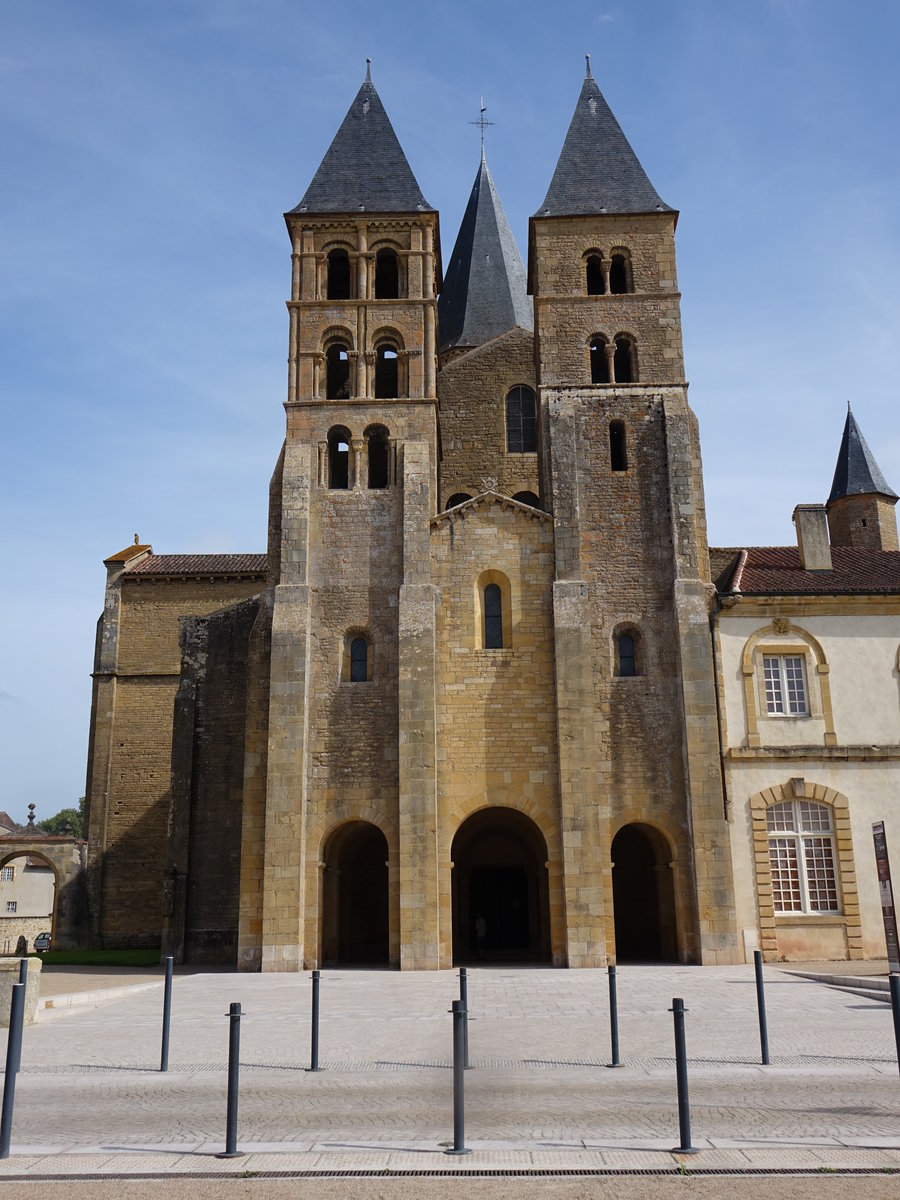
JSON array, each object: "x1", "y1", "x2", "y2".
[{"x1": 2, "y1": 0, "x2": 899, "y2": 823}]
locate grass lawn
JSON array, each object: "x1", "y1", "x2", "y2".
[{"x1": 35, "y1": 948, "x2": 162, "y2": 967}]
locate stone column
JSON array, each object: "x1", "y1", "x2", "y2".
[
  {"x1": 604, "y1": 341, "x2": 616, "y2": 384},
  {"x1": 424, "y1": 304, "x2": 436, "y2": 399},
  {"x1": 351, "y1": 439, "x2": 363, "y2": 489}
]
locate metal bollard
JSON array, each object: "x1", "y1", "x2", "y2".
[
  {"x1": 0, "y1": 981, "x2": 26, "y2": 1159},
  {"x1": 445, "y1": 1000, "x2": 471, "y2": 1155},
  {"x1": 606, "y1": 964, "x2": 623, "y2": 1068},
  {"x1": 17, "y1": 958, "x2": 27, "y2": 987},
  {"x1": 309, "y1": 969, "x2": 321, "y2": 1072},
  {"x1": 753, "y1": 950, "x2": 770, "y2": 1066},
  {"x1": 218, "y1": 1002, "x2": 244, "y2": 1158},
  {"x1": 670, "y1": 997, "x2": 699, "y2": 1155},
  {"x1": 459, "y1": 967, "x2": 470, "y2": 1069},
  {"x1": 160, "y1": 956, "x2": 174, "y2": 1072},
  {"x1": 890, "y1": 974, "x2": 900, "y2": 1078}
]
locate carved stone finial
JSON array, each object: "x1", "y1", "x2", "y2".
[{"x1": 27, "y1": 803, "x2": 35, "y2": 827}]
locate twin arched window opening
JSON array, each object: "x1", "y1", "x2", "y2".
[
  {"x1": 506, "y1": 386, "x2": 537, "y2": 453},
  {"x1": 327, "y1": 424, "x2": 391, "y2": 490},
  {"x1": 585, "y1": 250, "x2": 632, "y2": 296},
  {"x1": 590, "y1": 335, "x2": 636, "y2": 385},
  {"x1": 326, "y1": 247, "x2": 402, "y2": 301}
]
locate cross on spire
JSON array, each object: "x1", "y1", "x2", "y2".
[{"x1": 470, "y1": 98, "x2": 494, "y2": 156}]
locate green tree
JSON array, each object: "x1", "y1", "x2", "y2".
[{"x1": 39, "y1": 797, "x2": 85, "y2": 838}]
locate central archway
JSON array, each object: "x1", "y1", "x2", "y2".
[
  {"x1": 611, "y1": 823, "x2": 678, "y2": 962},
  {"x1": 451, "y1": 807, "x2": 551, "y2": 964},
  {"x1": 321, "y1": 822, "x2": 389, "y2": 966}
]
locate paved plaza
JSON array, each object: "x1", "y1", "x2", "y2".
[{"x1": 2, "y1": 961, "x2": 900, "y2": 1187}]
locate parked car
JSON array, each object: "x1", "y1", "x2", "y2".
[{"x1": 33, "y1": 932, "x2": 51, "y2": 952}]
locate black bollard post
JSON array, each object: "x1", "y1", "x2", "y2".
[
  {"x1": 670, "y1": 997, "x2": 699, "y2": 1155},
  {"x1": 753, "y1": 950, "x2": 770, "y2": 1066},
  {"x1": 160, "y1": 955, "x2": 174, "y2": 1072},
  {"x1": 0, "y1": 981, "x2": 26, "y2": 1159},
  {"x1": 17, "y1": 958, "x2": 27, "y2": 987},
  {"x1": 445, "y1": 1000, "x2": 471, "y2": 1155},
  {"x1": 218, "y1": 1002, "x2": 244, "y2": 1159},
  {"x1": 309, "y1": 969, "x2": 321, "y2": 1072},
  {"x1": 606, "y1": 964, "x2": 623, "y2": 1068},
  {"x1": 890, "y1": 974, "x2": 900, "y2": 1078},
  {"x1": 459, "y1": 967, "x2": 470, "y2": 1069}
]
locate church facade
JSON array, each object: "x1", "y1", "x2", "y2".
[{"x1": 82, "y1": 65, "x2": 900, "y2": 971}]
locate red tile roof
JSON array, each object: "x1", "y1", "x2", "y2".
[
  {"x1": 713, "y1": 546, "x2": 900, "y2": 596},
  {"x1": 127, "y1": 553, "x2": 267, "y2": 578}
]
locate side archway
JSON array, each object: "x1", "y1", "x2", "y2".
[
  {"x1": 321, "y1": 821, "x2": 390, "y2": 966},
  {"x1": 611, "y1": 823, "x2": 678, "y2": 961}
]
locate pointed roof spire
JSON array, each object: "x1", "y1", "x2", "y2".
[
  {"x1": 827, "y1": 408, "x2": 898, "y2": 504},
  {"x1": 289, "y1": 64, "x2": 433, "y2": 214},
  {"x1": 438, "y1": 152, "x2": 533, "y2": 352},
  {"x1": 534, "y1": 65, "x2": 673, "y2": 218}
]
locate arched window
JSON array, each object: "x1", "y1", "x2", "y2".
[
  {"x1": 374, "y1": 345, "x2": 399, "y2": 398},
  {"x1": 326, "y1": 343, "x2": 351, "y2": 399},
  {"x1": 506, "y1": 386, "x2": 536, "y2": 453},
  {"x1": 767, "y1": 800, "x2": 839, "y2": 914},
  {"x1": 609, "y1": 251, "x2": 631, "y2": 294},
  {"x1": 585, "y1": 254, "x2": 605, "y2": 296},
  {"x1": 366, "y1": 424, "x2": 390, "y2": 489},
  {"x1": 349, "y1": 637, "x2": 369, "y2": 682},
  {"x1": 484, "y1": 583, "x2": 503, "y2": 649},
  {"x1": 609, "y1": 421, "x2": 627, "y2": 472},
  {"x1": 615, "y1": 626, "x2": 641, "y2": 676},
  {"x1": 513, "y1": 491, "x2": 540, "y2": 508},
  {"x1": 327, "y1": 249, "x2": 352, "y2": 300},
  {"x1": 446, "y1": 493, "x2": 472, "y2": 510},
  {"x1": 590, "y1": 337, "x2": 610, "y2": 384},
  {"x1": 327, "y1": 425, "x2": 352, "y2": 490},
  {"x1": 374, "y1": 248, "x2": 400, "y2": 299},
  {"x1": 614, "y1": 335, "x2": 635, "y2": 383}
]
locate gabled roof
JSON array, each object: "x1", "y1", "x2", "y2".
[
  {"x1": 534, "y1": 59, "x2": 673, "y2": 219},
  {"x1": 430, "y1": 491, "x2": 551, "y2": 528},
  {"x1": 713, "y1": 546, "x2": 900, "y2": 596},
  {"x1": 127, "y1": 553, "x2": 267, "y2": 578},
  {"x1": 438, "y1": 151, "x2": 532, "y2": 351},
  {"x1": 289, "y1": 65, "x2": 433, "y2": 215},
  {"x1": 827, "y1": 408, "x2": 898, "y2": 505}
]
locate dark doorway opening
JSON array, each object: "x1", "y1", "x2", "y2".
[
  {"x1": 322, "y1": 821, "x2": 389, "y2": 966},
  {"x1": 611, "y1": 823, "x2": 677, "y2": 962},
  {"x1": 451, "y1": 807, "x2": 551, "y2": 964}
]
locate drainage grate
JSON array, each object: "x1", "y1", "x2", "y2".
[{"x1": 0, "y1": 1167, "x2": 894, "y2": 1181}]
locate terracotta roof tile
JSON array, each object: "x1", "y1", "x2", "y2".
[
  {"x1": 128, "y1": 553, "x2": 267, "y2": 578},
  {"x1": 713, "y1": 545, "x2": 900, "y2": 596}
]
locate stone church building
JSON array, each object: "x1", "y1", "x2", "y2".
[{"x1": 82, "y1": 64, "x2": 900, "y2": 971}]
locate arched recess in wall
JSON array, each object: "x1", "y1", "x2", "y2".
[
  {"x1": 748, "y1": 780, "x2": 862, "y2": 963},
  {"x1": 446, "y1": 493, "x2": 472, "y2": 510},
  {"x1": 372, "y1": 328, "x2": 405, "y2": 399},
  {"x1": 327, "y1": 425, "x2": 353, "y2": 489},
  {"x1": 611, "y1": 823, "x2": 678, "y2": 961},
  {"x1": 513, "y1": 491, "x2": 541, "y2": 509},
  {"x1": 589, "y1": 334, "x2": 610, "y2": 384},
  {"x1": 326, "y1": 246, "x2": 354, "y2": 300},
  {"x1": 320, "y1": 820, "x2": 390, "y2": 966},
  {"x1": 613, "y1": 333, "x2": 637, "y2": 383},
  {"x1": 608, "y1": 248, "x2": 633, "y2": 294},
  {"x1": 324, "y1": 331, "x2": 354, "y2": 400},
  {"x1": 475, "y1": 569, "x2": 512, "y2": 650},
  {"x1": 374, "y1": 245, "x2": 402, "y2": 299},
  {"x1": 450, "y1": 806, "x2": 552, "y2": 964},
  {"x1": 364, "y1": 423, "x2": 391, "y2": 489}
]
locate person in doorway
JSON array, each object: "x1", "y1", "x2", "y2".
[{"x1": 474, "y1": 913, "x2": 488, "y2": 960}]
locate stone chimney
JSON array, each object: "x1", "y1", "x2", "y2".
[{"x1": 793, "y1": 504, "x2": 832, "y2": 571}]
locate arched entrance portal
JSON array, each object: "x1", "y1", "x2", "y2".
[
  {"x1": 451, "y1": 808, "x2": 551, "y2": 964},
  {"x1": 0, "y1": 851, "x2": 57, "y2": 955},
  {"x1": 611, "y1": 823, "x2": 678, "y2": 962},
  {"x1": 321, "y1": 822, "x2": 389, "y2": 966}
]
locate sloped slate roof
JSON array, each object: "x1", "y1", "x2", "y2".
[
  {"x1": 128, "y1": 554, "x2": 267, "y2": 577},
  {"x1": 289, "y1": 68, "x2": 433, "y2": 214},
  {"x1": 438, "y1": 152, "x2": 533, "y2": 350},
  {"x1": 827, "y1": 409, "x2": 898, "y2": 504},
  {"x1": 713, "y1": 546, "x2": 900, "y2": 596},
  {"x1": 534, "y1": 62, "x2": 673, "y2": 218}
]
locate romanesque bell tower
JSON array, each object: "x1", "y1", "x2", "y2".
[
  {"x1": 529, "y1": 60, "x2": 740, "y2": 964},
  {"x1": 236, "y1": 66, "x2": 443, "y2": 971}
]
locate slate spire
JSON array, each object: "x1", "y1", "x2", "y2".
[
  {"x1": 534, "y1": 61, "x2": 673, "y2": 218},
  {"x1": 289, "y1": 66, "x2": 433, "y2": 214},
  {"x1": 827, "y1": 408, "x2": 898, "y2": 504},
  {"x1": 438, "y1": 152, "x2": 532, "y2": 351}
]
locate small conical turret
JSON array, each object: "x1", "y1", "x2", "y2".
[
  {"x1": 826, "y1": 408, "x2": 898, "y2": 551},
  {"x1": 438, "y1": 152, "x2": 532, "y2": 352}
]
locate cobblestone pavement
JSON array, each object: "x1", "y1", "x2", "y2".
[{"x1": 3, "y1": 964, "x2": 900, "y2": 1180}]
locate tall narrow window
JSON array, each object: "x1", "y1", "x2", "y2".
[
  {"x1": 366, "y1": 425, "x2": 390, "y2": 488},
  {"x1": 328, "y1": 426, "x2": 352, "y2": 490},
  {"x1": 585, "y1": 254, "x2": 605, "y2": 295},
  {"x1": 609, "y1": 421, "x2": 627, "y2": 471},
  {"x1": 375, "y1": 346, "x2": 399, "y2": 398},
  {"x1": 609, "y1": 253, "x2": 630, "y2": 294},
  {"x1": 767, "y1": 800, "x2": 839, "y2": 913},
  {"x1": 374, "y1": 249, "x2": 399, "y2": 299},
  {"x1": 763, "y1": 655, "x2": 808, "y2": 715},
  {"x1": 590, "y1": 337, "x2": 610, "y2": 384},
  {"x1": 617, "y1": 632, "x2": 636, "y2": 676},
  {"x1": 350, "y1": 637, "x2": 368, "y2": 682},
  {"x1": 484, "y1": 584, "x2": 503, "y2": 649},
  {"x1": 614, "y1": 336, "x2": 634, "y2": 383},
  {"x1": 327, "y1": 249, "x2": 352, "y2": 300},
  {"x1": 506, "y1": 386, "x2": 536, "y2": 453},
  {"x1": 326, "y1": 343, "x2": 351, "y2": 399}
]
